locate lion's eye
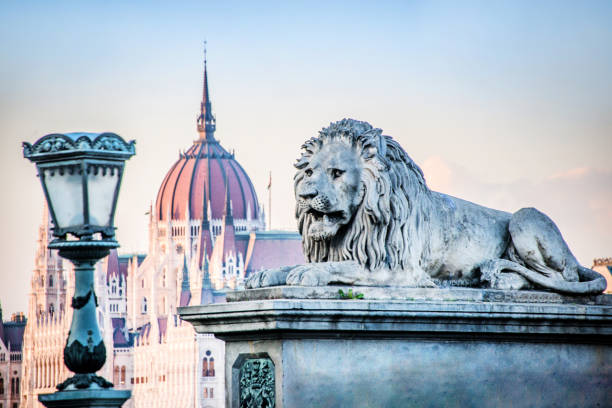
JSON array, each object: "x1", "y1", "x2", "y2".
[
  {"x1": 305, "y1": 169, "x2": 313, "y2": 177},
  {"x1": 331, "y1": 169, "x2": 345, "y2": 179}
]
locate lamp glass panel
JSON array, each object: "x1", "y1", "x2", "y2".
[
  {"x1": 87, "y1": 165, "x2": 120, "y2": 226},
  {"x1": 42, "y1": 167, "x2": 84, "y2": 228}
]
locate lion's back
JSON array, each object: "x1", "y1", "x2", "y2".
[{"x1": 426, "y1": 192, "x2": 512, "y2": 279}]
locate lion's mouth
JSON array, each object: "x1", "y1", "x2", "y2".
[
  {"x1": 305, "y1": 208, "x2": 347, "y2": 241},
  {"x1": 307, "y1": 208, "x2": 345, "y2": 224}
]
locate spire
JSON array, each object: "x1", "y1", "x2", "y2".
[
  {"x1": 224, "y1": 179, "x2": 233, "y2": 225},
  {"x1": 202, "y1": 184, "x2": 209, "y2": 222},
  {"x1": 179, "y1": 255, "x2": 192, "y2": 307},
  {"x1": 199, "y1": 188, "x2": 213, "y2": 268},
  {"x1": 200, "y1": 253, "x2": 214, "y2": 305},
  {"x1": 181, "y1": 255, "x2": 190, "y2": 292},
  {"x1": 202, "y1": 255, "x2": 212, "y2": 289},
  {"x1": 197, "y1": 41, "x2": 216, "y2": 140},
  {"x1": 222, "y1": 176, "x2": 236, "y2": 260}
]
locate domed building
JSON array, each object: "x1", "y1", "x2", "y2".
[
  {"x1": 124, "y1": 53, "x2": 304, "y2": 408},
  {"x1": 126, "y1": 52, "x2": 305, "y2": 408},
  {"x1": 140, "y1": 53, "x2": 302, "y2": 298},
  {"x1": 20, "y1": 51, "x2": 305, "y2": 408}
]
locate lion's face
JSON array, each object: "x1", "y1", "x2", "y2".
[{"x1": 295, "y1": 141, "x2": 364, "y2": 241}]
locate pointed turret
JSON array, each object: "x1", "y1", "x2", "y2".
[
  {"x1": 202, "y1": 256, "x2": 212, "y2": 289},
  {"x1": 197, "y1": 41, "x2": 216, "y2": 140},
  {"x1": 179, "y1": 255, "x2": 192, "y2": 307},
  {"x1": 200, "y1": 254, "x2": 214, "y2": 305},
  {"x1": 198, "y1": 188, "x2": 213, "y2": 269},
  {"x1": 224, "y1": 180, "x2": 234, "y2": 226},
  {"x1": 222, "y1": 179, "x2": 236, "y2": 258}
]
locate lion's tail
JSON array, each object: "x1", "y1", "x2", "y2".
[{"x1": 511, "y1": 264, "x2": 607, "y2": 295}]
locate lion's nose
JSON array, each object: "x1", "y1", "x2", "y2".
[{"x1": 298, "y1": 188, "x2": 318, "y2": 200}]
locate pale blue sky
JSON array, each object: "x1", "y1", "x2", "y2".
[{"x1": 1, "y1": 1, "x2": 611, "y2": 316}]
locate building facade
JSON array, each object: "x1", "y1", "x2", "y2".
[
  {"x1": 592, "y1": 258, "x2": 612, "y2": 294},
  {"x1": 20, "y1": 53, "x2": 304, "y2": 408},
  {"x1": 0, "y1": 309, "x2": 26, "y2": 408}
]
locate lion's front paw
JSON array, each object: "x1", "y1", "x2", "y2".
[
  {"x1": 245, "y1": 271, "x2": 263, "y2": 289},
  {"x1": 245, "y1": 267, "x2": 291, "y2": 288},
  {"x1": 286, "y1": 264, "x2": 332, "y2": 286}
]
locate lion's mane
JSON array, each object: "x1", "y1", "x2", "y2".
[{"x1": 294, "y1": 119, "x2": 434, "y2": 272}]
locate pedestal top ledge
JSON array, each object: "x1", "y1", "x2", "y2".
[
  {"x1": 38, "y1": 389, "x2": 131, "y2": 408},
  {"x1": 178, "y1": 286, "x2": 612, "y2": 342}
]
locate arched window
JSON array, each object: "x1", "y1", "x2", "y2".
[
  {"x1": 49, "y1": 303, "x2": 55, "y2": 316},
  {"x1": 114, "y1": 366, "x2": 120, "y2": 384},
  {"x1": 141, "y1": 297, "x2": 147, "y2": 314},
  {"x1": 11, "y1": 378, "x2": 14, "y2": 394},
  {"x1": 202, "y1": 358, "x2": 208, "y2": 377},
  {"x1": 203, "y1": 388, "x2": 208, "y2": 398},
  {"x1": 49, "y1": 274, "x2": 54, "y2": 287},
  {"x1": 141, "y1": 279, "x2": 144, "y2": 289},
  {"x1": 15, "y1": 378, "x2": 19, "y2": 394},
  {"x1": 209, "y1": 357, "x2": 215, "y2": 377},
  {"x1": 121, "y1": 366, "x2": 126, "y2": 385},
  {"x1": 162, "y1": 271, "x2": 166, "y2": 288},
  {"x1": 0, "y1": 376, "x2": 4, "y2": 394}
]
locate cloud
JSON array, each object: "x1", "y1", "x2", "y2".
[
  {"x1": 421, "y1": 156, "x2": 612, "y2": 265},
  {"x1": 549, "y1": 166, "x2": 590, "y2": 180}
]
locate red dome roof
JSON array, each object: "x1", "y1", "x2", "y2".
[{"x1": 155, "y1": 138, "x2": 260, "y2": 222}]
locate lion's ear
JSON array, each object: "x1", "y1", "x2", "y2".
[{"x1": 295, "y1": 156, "x2": 308, "y2": 169}]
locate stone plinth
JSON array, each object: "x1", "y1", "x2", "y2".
[
  {"x1": 179, "y1": 287, "x2": 612, "y2": 408},
  {"x1": 38, "y1": 389, "x2": 131, "y2": 408}
]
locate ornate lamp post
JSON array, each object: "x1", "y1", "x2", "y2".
[{"x1": 23, "y1": 132, "x2": 134, "y2": 406}]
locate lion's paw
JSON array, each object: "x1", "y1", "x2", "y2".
[
  {"x1": 286, "y1": 264, "x2": 332, "y2": 286},
  {"x1": 245, "y1": 272, "x2": 263, "y2": 289},
  {"x1": 245, "y1": 267, "x2": 291, "y2": 288}
]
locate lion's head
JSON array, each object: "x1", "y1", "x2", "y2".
[{"x1": 294, "y1": 119, "x2": 432, "y2": 272}]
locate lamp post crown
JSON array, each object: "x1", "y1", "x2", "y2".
[
  {"x1": 23, "y1": 131, "x2": 135, "y2": 241},
  {"x1": 23, "y1": 132, "x2": 135, "y2": 162}
]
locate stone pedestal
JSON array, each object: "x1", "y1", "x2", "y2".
[
  {"x1": 38, "y1": 389, "x2": 131, "y2": 408},
  {"x1": 179, "y1": 287, "x2": 612, "y2": 407}
]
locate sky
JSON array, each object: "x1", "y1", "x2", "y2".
[{"x1": 1, "y1": 0, "x2": 611, "y2": 317}]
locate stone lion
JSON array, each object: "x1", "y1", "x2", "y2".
[{"x1": 246, "y1": 119, "x2": 606, "y2": 294}]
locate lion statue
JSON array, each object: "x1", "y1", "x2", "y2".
[{"x1": 246, "y1": 119, "x2": 606, "y2": 294}]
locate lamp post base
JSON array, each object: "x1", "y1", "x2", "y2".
[
  {"x1": 38, "y1": 389, "x2": 131, "y2": 408},
  {"x1": 57, "y1": 373, "x2": 114, "y2": 391}
]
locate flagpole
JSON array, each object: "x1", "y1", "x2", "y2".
[{"x1": 267, "y1": 171, "x2": 272, "y2": 231}]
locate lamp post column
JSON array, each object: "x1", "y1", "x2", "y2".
[{"x1": 52, "y1": 241, "x2": 118, "y2": 390}]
